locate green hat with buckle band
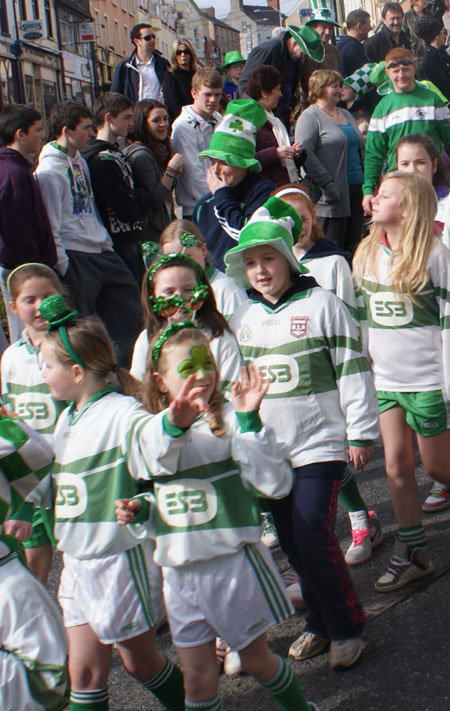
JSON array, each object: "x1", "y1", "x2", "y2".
[
  {"x1": 304, "y1": 0, "x2": 341, "y2": 28},
  {"x1": 288, "y1": 25, "x2": 325, "y2": 62},
  {"x1": 224, "y1": 197, "x2": 309, "y2": 290},
  {"x1": 221, "y1": 50, "x2": 245, "y2": 71},
  {"x1": 198, "y1": 99, "x2": 267, "y2": 171}
]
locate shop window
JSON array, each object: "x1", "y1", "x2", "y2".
[{"x1": 24, "y1": 75, "x2": 35, "y2": 104}]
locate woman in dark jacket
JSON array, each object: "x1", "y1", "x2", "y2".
[
  {"x1": 162, "y1": 39, "x2": 197, "y2": 124},
  {"x1": 124, "y1": 99, "x2": 184, "y2": 244},
  {"x1": 416, "y1": 18, "x2": 450, "y2": 101},
  {"x1": 246, "y1": 65, "x2": 303, "y2": 187}
]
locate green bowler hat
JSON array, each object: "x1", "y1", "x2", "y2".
[
  {"x1": 221, "y1": 50, "x2": 245, "y2": 71},
  {"x1": 288, "y1": 25, "x2": 324, "y2": 63},
  {"x1": 224, "y1": 197, "x2": 309, "y2": 290}
]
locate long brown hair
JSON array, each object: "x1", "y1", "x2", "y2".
[
  {"x1": 142, "y1": 326, "x2": 225, "y2": 436},
  {"x1": 44, "y1": 316, "x2": 142, "y2": 401}
]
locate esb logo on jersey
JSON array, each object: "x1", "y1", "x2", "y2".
[
  {"x1": 157, "y1": 479, "x2": 218, "y2": 527},
  {"x1": 251, "y1": 354, "x2": 299, "y2": 395},
  {"x1": 369, "y1": 294, "x2": 413, "y2": 327}
]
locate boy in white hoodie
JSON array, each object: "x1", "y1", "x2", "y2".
[{"x1": 35, "y1": 101, "x2": 142, "y2": 367}]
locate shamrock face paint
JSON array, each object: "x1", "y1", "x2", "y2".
[
  {"x1": 158, "y1": 341, "x2": 216, "y2": 405},
  {"x1": 177, "y1": 344, "x2": 215, "y2": 379}
]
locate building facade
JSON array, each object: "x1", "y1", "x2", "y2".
[{"x1": 90, "y1": 0, "x2": 136, "y2": 91}]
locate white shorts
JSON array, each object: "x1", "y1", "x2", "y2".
[
  {"x1": 58, "y1": 540, "x2": 163, "y2": 644},
  {"x1": 163, "y1": 542, "x2": 294, "y2": 650},
  {"x1": 0, "y1": 553, "x2": 68, "y2": 711}
]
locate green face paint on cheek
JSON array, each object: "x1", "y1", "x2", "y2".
[{"x1": 177, "y1": 344, "x2": 215, "y2": 379}]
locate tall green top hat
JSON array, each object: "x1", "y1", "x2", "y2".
[
  {"x1": 198, "y1": 99, "x2": 267, "y2": 172},
  {"x1": 287, "y1": 25, "x2": 325, "y2": 62},
  {"x1": 305, "y1": 0, "x2": 341, "y2": 28},
  {"x1": 221, "y1": 50, "x2": 245, "y2": 71},
  {"x1": 224, "y1": 197, "x2": 309, "y2": 290}
]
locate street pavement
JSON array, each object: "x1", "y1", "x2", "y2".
[{"x1": 48, "y1": 439, "x2": 450, "y2": 710}]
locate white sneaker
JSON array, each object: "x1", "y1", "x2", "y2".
[
  {"x1": 345, "y1": 510, "x2": 383, "y2": 566},
  {"x1": 328, "y1": 637, "x2": 364, "y2": 669},
  {"x1": 261, "y1": 512, "x2": 278, "y2": 549},
  {"x1": 223, "y1": 650, "x2": 242, "y2": 676}
]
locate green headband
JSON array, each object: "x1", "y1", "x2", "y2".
[
  {"x1": 39, "y1": 295, "x2": 86, "y2": 369},
  {"x1": 148, "y1": 252, "x2": 205, "y2": 283},
  {"x1": 152, "y1": 321, "x2": 200, "y2": 368},
  {"x1": 6, "y1": 262, "x2": 57, "y2": 295}
]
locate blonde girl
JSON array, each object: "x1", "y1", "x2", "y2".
[
  {"x1": 36, "y1": 295, "x2": 185, "y2": 711},
  {"x1": 117, "y1": 322, "x2": 319, "y2": 711},
  {"x1": 130, "y1": 252, "x2": 242, "y2": 391},
  {"x1": 159, "y1": 218, "x2": 248, "y2": 321},
  {"x1": 2, "y1": 263, "x2": 68, "y2": 584},
  {"x1": 353, "y1": 171, "x2": 450, "y2": 592}
]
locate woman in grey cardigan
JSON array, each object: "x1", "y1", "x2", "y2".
[
  {"x1": 124, "y1": 99, "x2": 184, "y2": 245},
  {"x1": 295, "y1": 69, "x2": 365, "y2": 254}
]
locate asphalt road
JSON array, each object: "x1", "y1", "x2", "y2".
[{"x1": 48, "y1": 439, "x2": 450, "y2": 710}]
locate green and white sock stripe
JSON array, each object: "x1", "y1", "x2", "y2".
[
  {"x1": 244, "y1": 544, "x2": 292, "y2": 621},
  {"x1": 185, "y1": 697, "x2": 222, "y2": 710},
  {"x1": 70, "y1": 687, "x2": 108, "y2": 709},
  {"x1": 125, "y1": 544, "x2": 155, "y2": 628},
  {"x1": 261, "y1": 656, "x2": 294, "y2": 694},
  {"x1": 144, "y1": 657, "x2": 175, "y2": 690},
  {"x1": 398, "y1": 525, "x2": 426, "y2": 549}
]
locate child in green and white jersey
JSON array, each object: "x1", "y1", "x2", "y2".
[
  {"x1": 159, "y1": 219, "x2": 248, "y2": 322},
  {"x1": 353, "y1": 171, "x2": 450, "y2": 592},
  {"x1": 34, "y1": 295, "x2": 185, "y2": 711},
  {"x1": 271, "y1": 186, "x2": 383, "y2": 571},
  {"x1": 117, "y1": 321, "x2": 319, "y2": 711},
  {"x1": 130, "y1": 252, "x2": 242, "y2": 392},
  {"x1": 2, "y1": 263, "x2": 68, "y2": 584},
  {"x1": 226, "y1": 198, "x2": 379, "y2": 670}
]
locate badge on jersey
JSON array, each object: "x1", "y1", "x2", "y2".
[{"x1": 290, "y1": 316, "x2": 310, "y2": 339}]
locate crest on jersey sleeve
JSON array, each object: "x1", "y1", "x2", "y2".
[{"x1": 290, "y1": 316, "x2": 309, "y2": 339}]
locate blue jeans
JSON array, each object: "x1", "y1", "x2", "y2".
[{"x1": 268, "y1": 461, "x2": 365, "y2": 640}]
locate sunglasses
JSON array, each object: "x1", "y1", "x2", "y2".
[
  {"x1": 386, "y1": 59, "x2": 414, "y2": 69},
  {"x1": 176, "y1": 49, "x2": 191, "y2": 56},
  {"x1": 140, "y1": 34, "x2": 155, "y2": 41}
]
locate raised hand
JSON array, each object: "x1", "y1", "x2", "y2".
[
  {"x1": 231, "y1": 365, "x2": 269, "y2": 413},
  {"x1": 167, "y1": 375, "x2": 209, "y2": 429},
  {"x1": 115, "y1": 498, "x2": 142, "y2": 526}
]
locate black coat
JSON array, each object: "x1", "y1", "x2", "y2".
[
  {"x1": 417, "y1": 44, "x2": 450, "y2": 101},
  {"x1": 363, "y1": 23, "x2": 411, "y2": 63},
  {"x1": 111, "y1": 50, "x2": 169, "y2": 103},
  {"x1": 162, "y1": 68, "x2": 194, "y2": 123},
  {"x1": 337, "y1": 34, "x2": 369, "y2": 77}
]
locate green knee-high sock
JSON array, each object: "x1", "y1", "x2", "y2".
[
  {"x1": 185, "y1": 697, "x2": 222, "y2": 710},
  {"x1": 70, "y1": 688, "x2": 108, "y2": 710},
  {"x1": 143, "y1": 656, "x2": 185, "y2": 711},
  {"x1": 398, "y1": 524, "x2": 427, "y2": 557},
  {"x1": 339, "y1": 469, "x2": 368, "y2": 513},
  {"x1": 260, "y1": 656, "x2": 312, "y2": 711}
]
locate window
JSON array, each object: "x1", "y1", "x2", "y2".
[
  {"x1": 0, "y1": 1, "x2": 9, "y2": 35},
  {"x1": 123, "y1": 25, "x2": 129, "y2": 53},
  {"x1": 31, "y1": 0, "x2": 40, "y2": 19},
  {"x1": 94, "y1": 10, "x2": 102, "y2": 44},
  {"x1": 114, "y1": 20, "x2": 121, "y2": 53},
  {"x1": 18, "y1": 0, "x2": 27, "y2": 21},
  {"x1": 44, "y1": 0, "x2": 53, "y2": 37},
  {"x1": 128, "y1": 0, "x2": 134, "y2": 15},
  {"x1": 121, "y1": 0, "x2": 126, "y2": 11},
  {"x1": 104, "y1": 15, "x2": 111, "y2": 47}
]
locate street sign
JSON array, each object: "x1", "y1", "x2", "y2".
[
  {"x1": 300, "y1": 9, "x2": 313, "y2": 16},
  {"x1": 80, "y1": 22, "x2": 96, "y2": 42},
  {"x1": 20, "y1": 20, "x2": 43, "y2": 41}
]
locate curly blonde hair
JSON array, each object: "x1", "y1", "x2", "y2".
[{"x1": 353, "y1": 172, "x2": 438, "y2": 300}]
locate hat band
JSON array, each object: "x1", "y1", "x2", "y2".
[{"x1": 207, "y1": 131, "x2": 257, "y2": 159}]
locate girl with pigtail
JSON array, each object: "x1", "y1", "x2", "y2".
[
  {"x1": 130, "y1": 250, "x2": 242, "y2": 392},
  {"x1": 32, "y1": 294, "x2": 185, "y2": 711},
  {"x1": 117, "y1": 320, "x2": 320, "y2": 711}
]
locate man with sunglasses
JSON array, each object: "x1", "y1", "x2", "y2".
[
  {"x1": 362, "y1": 46, "x2": 450, "y2": 215},
  {"x1": 112, "y1": 24, "x2": 169, "y2": 103}
]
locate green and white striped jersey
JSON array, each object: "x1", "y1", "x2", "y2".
[
  {"x1": 230, "y1": 286, "x2": 379, "y2": 467},
  {"x1": 1, "y1": 333, "x2": 67, "y2": 440},
  {"x1": 142, "y1": 404, "x2": 294, "y2": 567},
  {"x1": 40, "y1": 388, "x2": 157, "y2": 560},
  {"x1": 0, "y1": 414, "x2": 54, "y2": 556},
  {"x1": 355, "y1": 239, "x2": 450, "y2": 397}
]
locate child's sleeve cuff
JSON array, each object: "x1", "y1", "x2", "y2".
[
  {"x1": 348, "y1": 440, "x2": 373, "y2": 447},
  {"x1": 163, "y1": 414, "x2": 189, "y2": 438},
  {"x1": 235, "y1": 409, "x2": 263, "y2": 433}
]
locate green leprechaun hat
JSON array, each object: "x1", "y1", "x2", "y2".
[
  {"x1": 198, "y1": 99, "x2": 267, "y2": 171},
  {"x1": 224, "y1": 197, "x2": 309, "y2": 290},
  {"x1": 221, "y1": 50, "x2": 245, "y2": 71},
  {"x1": 343, "y1": 63, "x2": 376, "y2": 103},
  {"x1": 288, "y1": 25, "x2": 325, "y2": 62},
  {"x1": 305, "y1": 0, "x2": 341, "y2": 28}
]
